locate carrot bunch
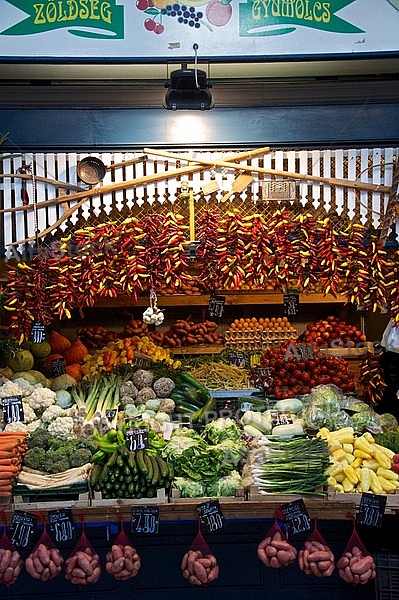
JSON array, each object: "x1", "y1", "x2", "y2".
[{"x1": 0, "y1": 432, "x2": 27, "y2": 499}]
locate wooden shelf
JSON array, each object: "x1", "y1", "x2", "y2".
[
  {"x1": 91, "y1": 292, "x2": 346, "y2": 308},
  {"x1": 171, "y1": 345, "x2": 224, "y2": 355}
]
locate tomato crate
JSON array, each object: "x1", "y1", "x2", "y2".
[
  {"x1": 12, "y1": 482, "x2": 90, "y2": 509},
  {"x1": 374, "y1": 553, "x2": 399, "y2": 600}
]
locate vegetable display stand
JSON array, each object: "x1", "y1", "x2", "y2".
[
  {"x1": 246, "y1": 486, "x2": 326, "y2": 502},
  {"x1": 12, "y1": 483, "x2": 90, "y2": 510},
  {"x1": 91, "y1": 488, "x2": 167, "y2": 507}
]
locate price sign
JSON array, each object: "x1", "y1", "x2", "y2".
[
  {"x1": 196, "y1": 500, "x2": 224, "y2": 534},
  {"x1": 283, "y1": 293, "x2": 300, "y2": 317},
  {"x1": 105, "y1": 409, "x2": 117, "y2": 420},
  {"x1": 30, "y1": 322, "x2": 46, "y2": 344},
  {"x1": 10, "y1": 511, "x2": 37, "y2": 549},
  {"x1": 48, "y1": 509, "x2": 75, "y2": 546},
  {"x1": 133, "y1": 352, "x2": 153, "y2": 369},
  {"x1": 357, "y1": 493, "x2": 386, "y2": 528},
  {"x1": 131, "y1": 506, "x2": 159, "y2": 535},
  {"x1": 51, "y1": 357, "x2": 66, "y2": 377},
  {"x1": 270, "y1": 410, "x2": 293, "y2": 427},
  {"x1": 208, "y1": 294, "x2": 226, "y2": 319},
  {"x1": 2, "y1": 395, "x2": 24, "y2": 424},
  {"x1": 282, "y1": 499, "x2": 311, "y2": 536},
  {"x1": 228, "y1": 351, "x2": 247, "y2": 369},
  {"x1": 126, "y1": 427, "x2": 149, "y2": 451}
]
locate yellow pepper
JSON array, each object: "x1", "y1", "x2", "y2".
[
  {"x1": 374, "y1": 443, "x2": 395, "y2": 460},
  {"x1": 332, "y1": 448, "x2": 347, "y2": 462},
  {"x1": 378, "y1": 477, "x2": 397, "y2": 494},
  {"x1": 354, "y1": 449, "x2": 372, "y2": 460},
  {"x1": 351, "y1": 457, "x2": 362, "y2": 469},
  {"x1": 342, "y1": 443, "x2": 354, "y2": 454},
  {"x1": 343, "y1": 465, "x2": 359, "y2": 485},
  {"x1": 359, "y1": 467, "x2": 371, "y2": 493},
  {"x1": 373, "y1": 448, "x2": 392, "y2": 471},
  {"x1": 354, "y1": 436, "x2": 374, "y2": 455},
  {"x1": 362, "y1": 459, "x2": 380, "y2": 471},
  {"x1": 342, "y1": 477, "x2": 355, "y2": 493},
  {"x1": 377, "y1": 467, "x2": 399, "y2": 481},
  {"x1": 369, "y1": 469, "x2": 384, "y2": 495},
  {"x1": 329, "y1": 427, "x2": 355, "y2": 445}
]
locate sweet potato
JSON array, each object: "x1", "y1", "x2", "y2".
[
  {"x1": 105, "y1": 543, "x2": 141, "y2": 581},
  {"x1": 181, "y1": 550, "x2": 219, "y2": 585},
  {"x1": 337, "y1": 548, "x2": 376, "y2": 585}
]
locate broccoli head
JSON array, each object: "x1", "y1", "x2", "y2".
[
  {"x1": 26, "y1": 427, "x2": 52, "y2": 450},
  {"x1": 23, "y1": 447, "x2": 46, "y2": 471},
  {"x1": 69, "y1": 447, "x2": 93, "y2": 468},
  {"x1": 45, "y1": 448, "x2": 70, "y2": 473}
]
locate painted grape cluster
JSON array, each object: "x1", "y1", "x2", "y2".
[{"x1": 135, "y1": 0, "x2": 232, "y2": 35}]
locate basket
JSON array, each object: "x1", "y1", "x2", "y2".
[
  {"x1": 77, "y1": 156, "x2": 106, "y2": 184},
  {"x1": 375, "y1": 553, "x2": 399, "y2": 600}
]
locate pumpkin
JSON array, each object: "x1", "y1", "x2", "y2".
[
  {"x1": 63, "y1": 339, "x2": 89, "y2": 365},
  {"x1": 48, "y1": 330, "x2": 71, "y2": 355},
  {"x1": 7, "y1": 350, "x2": 34, "y2": 373},
  {"x1": 66, "y1": 363, "x2": 83, "y2": 382}
]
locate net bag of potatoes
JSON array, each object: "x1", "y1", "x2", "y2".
[
  {"x1": 64, "y1": 520, "x2": 101, "y2": 586},
  {"x1": 0, "y1": 510, "x2": 23, "y2": 587},
  {"x1": 181, "y1": 526, "x2": 219, "y2": 586},
  {"x1": 257, "y1": 518, "x2": 297, "y2": 568},
  {"x1": 25, "y1": 516, "x2": 64, "y2": 582},
  {"x1": 105, "y1": 521, "x2": 141, "y2": 581},
  {"x1": 337, "y1": 523, "x2": 376, "y2": 585},
  {"x1": 298, "y1": 521, "x2": 335, "y2": 577}
]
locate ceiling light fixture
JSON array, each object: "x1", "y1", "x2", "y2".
[{"x1": 163, "y1": 44, "x2": 214, "y2": 111}]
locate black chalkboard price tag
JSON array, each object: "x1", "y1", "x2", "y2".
[
  {"x1": 228, "y1": 351, "x2": 247, "y2": 369},
  {"x1": 357, "y1": 493, "x2": 386, "y2": 528},
  {"x1": 196, "y1": 500, "x2": 224, "y2": 534},
  {"x1": 30, "y1": 321, "x2": 46, "y2": 344},
  {"x1": 51, "y1": 357, "x2": 66, "y2": 377},
  {"x1": 10, "y1": 511, "x2": 37, "y2": 550},
  {"x1": 282, "y1": 499, "x2": 311, "y2": 536},
  {"x1": 126, "y1": 427, "x2": 148, "y2": 451},
  {"x1": 2, "y1": 395, "x2": 24, "y2": 424},
  {"x1": 208, "y1": 293, "x2": 226, "y2": 319},
  {"x1": 283, "y1": 293, "x2": 300, "y2": 317},
  {"x1": 131, "y1": 506, "x2": 159, "y2": 535},
  {"x1": 48, "y1": 509, "x2": 75, "y2": 546}
]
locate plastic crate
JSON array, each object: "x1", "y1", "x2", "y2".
[
  {"x1": 375, "y1": 553, "x2": 399, "y2": 600},
  {"x1": 12, "y1": 482, "x2": 88, "y2": 503}
]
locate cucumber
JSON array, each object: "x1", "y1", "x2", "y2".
[
  {"x1": 116, "y1": 454, "x2": 124, "y2": 468},
  {"x1": 180, "y1": 371, "x2": 210, "y2": 396},
  {"x1": 107, "y1": 450, "x2": 119, "y2": 468},
  {"x1": 118, "y1": 445, "x2": 129, "y2": 458}
]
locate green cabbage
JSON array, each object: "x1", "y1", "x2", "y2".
[
  {"x1": 201, "y1": 417, "x2": 242, "y2": 444},
  {"x1": 206, "y1": 471, "x2": 242, "y2": 497},
  {"x1": 309, "y1": 384, "x2": 342, "y2": 413},
  {"x1": 173, "y1": 476, "x2": 206, "y2": 498}
]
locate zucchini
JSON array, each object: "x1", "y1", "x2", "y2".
[
  {"x1": 155, "y1": 455, "x2": 169, "y2": 480},
  {"x1": 273, "y1": 398, "x2": 303, "y2": 414},
  {"x1": 128, "y1": 451, "x2": 137, "y2": 473},
  {"x1": 90, "y1": 463, "x2": 103, "y2": 487},
  {"x1": 143, "y1": 451, "x2": 154, "y2": 483},
  {"x1": 271, "y1": 423, "x2": 304, "y2": 438},
  {"x1": 136, "y1": 450, "x2": 148, "y2": 475},
  {"x1": 150, "y1": 455, "x2": 160, "y2": 487}
]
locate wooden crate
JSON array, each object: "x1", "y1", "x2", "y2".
[
  {"x1": 91, "y1": 488, "x2": 167, "y2": 507},
  {"x1": 247, "y1": 485, "x2": 326, "y2": 502},
  {"x1": 13, "y1": 492, "x2": 90, "y2": 511},
  {"x1": 327, "y1": 487, "x2": 399, "y2": 514}
]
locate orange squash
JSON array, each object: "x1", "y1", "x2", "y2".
[
  {"x1": 63, "y1": 339, "x2": 89, "y2": 365},
  {"x1": 48, "y1": 330, "x2": 71, "y2": 355},
  {"x1": 66, "y1": 363, "x2": 83, "y2": 382}
]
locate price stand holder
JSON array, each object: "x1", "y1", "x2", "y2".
[
  {"x1": 51, "y1": 357, "x2": 66, "y2": 377},
  {"x1": 196, "y1": 500, "x2": 224, "y2": 534},
  {"x1": 208, "y1": 293, "x2": 226, "y2": 319},
  {"x1": 10, "y1": 511, "x2": 37, "y2": 550},
  {"x1": 2, "y1": 395, "x2": 24, "y2": 424},
  {"x1": 48, "y1": 509, "x2": 75, "y2": 546},
  {"x1": 282, "y1": 499, "x2": 311, "y2": 536},
  {"x1": 126, "y1": 426, "x2": 149, "y2": 452},
  {"x1": 30, "y1": 321, "x2": 46, "y2": 344},
  {"x1": 357, "y1": 493, "x2": 386, "y2": 528},
  {"x1": 131, "y1": 507, "x2": 159, "y2": 535}
]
